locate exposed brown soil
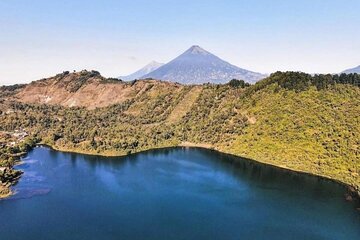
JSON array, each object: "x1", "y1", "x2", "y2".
[{"x1": 6, "y1": 71, "x2": 186, "y2": 110}]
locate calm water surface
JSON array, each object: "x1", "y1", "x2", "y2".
[{"x1": 0, "y1": 147, "x2": 359, "y2": 240}]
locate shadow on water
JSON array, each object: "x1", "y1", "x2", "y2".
[
  {"x1": 137, "y1": 147, "x2": 359, "y2": 207},
  {"x1": 216, "y1": 148, "x2": 359, "y2": 203},
  {"x1": 61, "y1": 146, "x2": 357, "y2": 204}
]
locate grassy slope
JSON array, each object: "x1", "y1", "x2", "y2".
[
  {"x1": 175, "y1": 82, "x2": 359, "y2": 190},
  {"x1": 225, "y1": 85, "x2": 360, "y2": 188}
]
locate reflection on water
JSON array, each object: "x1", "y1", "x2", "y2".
[
  {"x1": 0, "y1": 146, "x2": 359, "y2": 240},
  {"x1": 8, "y1": 156, "x2": 52, "y2": 200},
  {"x1": 9, "y1": 188, "x2": 51, "y2": 200}
]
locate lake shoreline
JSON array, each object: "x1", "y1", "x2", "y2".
[
  {"x1": 0, "y1": 164, "x2": 23, "y2": 200},
  {"x1": 3, "y1": 142, "x2": 360, "y2": 207},
  {"x1": 0, "y1": 186, "x2": 12, "y2": 199},
  {"x1": 2, "y1": 145, "x2": 359, "y2": 239},
  {"x1": 180, "y1": 144, "x2": 360, "y2": 206},
  {"x1": 35, "y1": 143, "x2": 360, "y2": 204}
]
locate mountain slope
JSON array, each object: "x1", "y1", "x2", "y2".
[
  {"x1": 143, "y1": 45, "x2": 266, "y2": 84},
  {"x1": 119, "y1": 61, "x2": 164, "y2": 81},
  {"x1": 7, "y1": 70, "x2": 182, "y2": 109},
  {"x1": 342, "y1": 65, "x2": 360, "y2": 74},
  {"x1": 0, "y1": 71, "x2": 359, "y2": 196}
]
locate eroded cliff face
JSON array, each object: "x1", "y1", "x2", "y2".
[{"x1": 6, "y1": 70, "x2": 187, "y2": 110}]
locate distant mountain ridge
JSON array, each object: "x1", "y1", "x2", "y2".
[
  {"x1": 342, "y1": 65, "x2": 360, "y2": 74},
  {"x1": 119, "y1": 61, "x2": 164, "y2": 81},
  {"x1": 142, "y1": 45, "x2": 266, "y2": 84}
]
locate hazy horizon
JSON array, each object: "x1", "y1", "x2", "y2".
[{"x1": 1, "y1": 0, "x2": 360, "y2": 85}]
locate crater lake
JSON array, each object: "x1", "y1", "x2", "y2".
[{"x1": 0, "y1": 146, "x2": 359, "y2": 240}]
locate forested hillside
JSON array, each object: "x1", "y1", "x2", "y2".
[{"x1": 0, "y1": 71, "x2": 359, "y2": 196}]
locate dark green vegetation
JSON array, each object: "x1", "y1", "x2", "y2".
[
  {"x1": 0, "y1": 71, "x2": 359, "y2": 196},
  {"x1": 0, "y1": 133, "x2": 38, "y2": 197}
]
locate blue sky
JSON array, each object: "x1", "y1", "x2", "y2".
[{"x1": 1, "y1": 0, "x2": 359, "y2": 84}]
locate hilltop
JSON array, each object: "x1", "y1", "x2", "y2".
[{"x1": 3, "y1": 70, "x2": 184, "y2": 109}]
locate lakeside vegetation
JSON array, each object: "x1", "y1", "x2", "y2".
[
  {"x1": 0, "y1": 71, "x2": 359, "y2": 198},
  {"x1": 0, "y1": 132, "x2": 37, "y2": 198}
]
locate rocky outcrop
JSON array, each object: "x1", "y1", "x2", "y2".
[{"x1": 0, "y1": 185, "x2": 11, "y2": 198}]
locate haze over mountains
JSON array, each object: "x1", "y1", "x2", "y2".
[
  {"x1": 119, "y1": 61, "x2": 164, "y2": 81},
  {"x1": 121, "y1": 46, "x2": 266, "y2": 84},
  {"x1": 342, "y1": 65, "x2": 360, "y2": 74}
]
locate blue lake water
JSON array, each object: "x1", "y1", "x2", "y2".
[{"x1": 0, "y1": 146, "x2": 359, "y2": 240}]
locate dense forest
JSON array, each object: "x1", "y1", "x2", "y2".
[{"x1": 0, "y1": 71, "x2": 359, "y2": 197}]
